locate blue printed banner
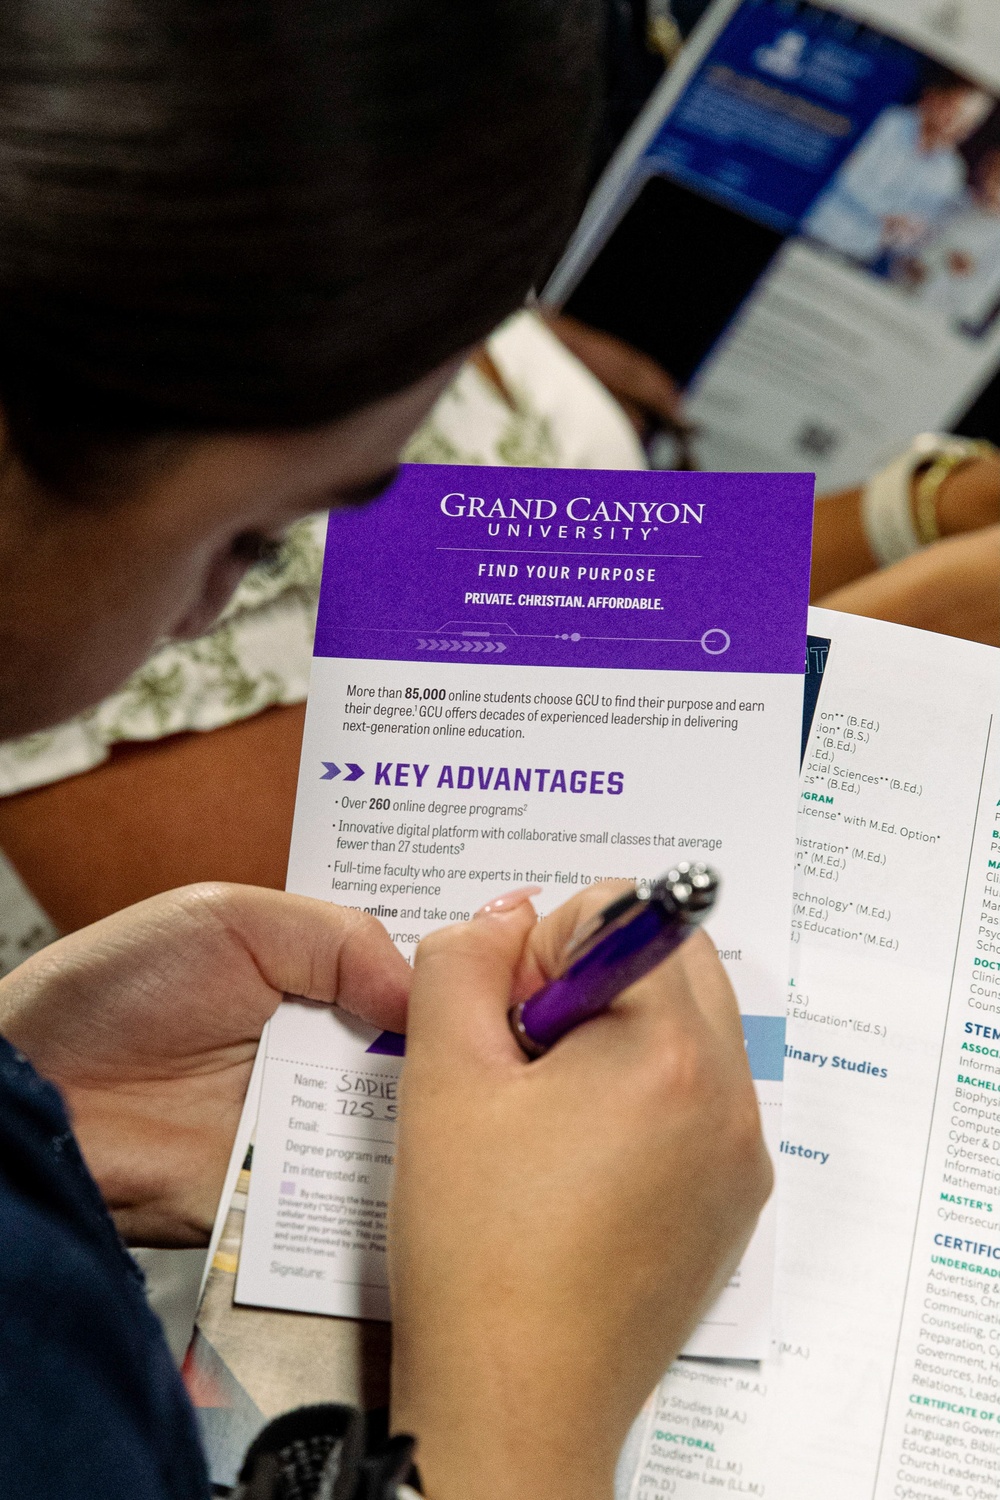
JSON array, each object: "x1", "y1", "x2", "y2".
[
  {"x1": 742, "y1": 1012, "x2": 786, "y2": 1081},
  {"x1": 642, "y1": 0, "x2": 921, "y2": 233},
  {"x1": 371, "y1": 1014, "x2": 786, "y2": 1078}
]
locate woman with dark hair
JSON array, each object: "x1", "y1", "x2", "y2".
[{"x1": 0, "y1": 4, "x2": 771, "y2": 1497}]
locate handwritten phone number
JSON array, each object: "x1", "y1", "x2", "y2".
[{"x1": 333, "y1": 1098, "x2": 397, "y2": 1121}]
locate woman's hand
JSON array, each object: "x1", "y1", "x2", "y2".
[
  {"x1": 0, "y1": 883, "x2": 410, "y2": 1246},
  {"x1": 812, "y1": 453, "x2": 1000, "y2": 601},
  {"x1": 544, "y1": 313, "x2": 688, "y2": 441},
  {"x1": 390, "y1": 886, "x2": 771, "y2": 1500},
  {"x1": 818, "y1": 523, "x2": 1000, "y2": 646}
]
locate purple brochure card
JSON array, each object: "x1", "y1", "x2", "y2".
[{"x1": 315, "y1": 465, "x2": 814, "y2": 674}]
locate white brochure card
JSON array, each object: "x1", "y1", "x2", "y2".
[
  {"x1": 616, "y1": 608, "x2": 1000, "y2": 1499},
  {"x1": 234, "y1": 463, "x2": 814, "y2": 1360}
]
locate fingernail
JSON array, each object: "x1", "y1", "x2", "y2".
[{"x1": 474, "y1": 885, "x2": 543, "y2": 918}]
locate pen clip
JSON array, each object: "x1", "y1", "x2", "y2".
[
  {"x1": 557, "y1": 864, "x2": 718, "y2": 976},
  {"x1": 559, "y1": 886, "x2": 647, "y2": 973}
]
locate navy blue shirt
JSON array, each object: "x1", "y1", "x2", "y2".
[{"x1": 0, "y1": 1034, "x2": 209, "y2": 1498}]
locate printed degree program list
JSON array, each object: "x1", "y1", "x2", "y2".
[
  {"x1": 231, "y1": 462, "x2": 815, "y2": 1364},
  {"x1": 235, "y1": 655, "x2": 795, "y2": 1362},
  {"x1": 617, "y1": 608, "x2": 1000, "y2": 1500}
]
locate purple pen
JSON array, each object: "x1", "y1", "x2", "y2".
[{"x1": 508, "y1": 863, "x2": 719, "y2": 1058}]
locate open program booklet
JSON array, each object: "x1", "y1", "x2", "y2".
[
  {"x1": 187, "y1": 462, "x2": 810, "y2": 1484},
  {"x1": 190, "y1": 600, "x2": 1000, "y2": 1499},
  {"x1": 617, "y1": 607, "x2": 1000, "y2": 1500},
  {"x1": 547, "y1": 0, "x2": 1000, "y2": 489}
]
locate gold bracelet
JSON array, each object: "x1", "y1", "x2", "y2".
[{"x1": 913, "y1": 438, "x2": 997, "y2": 546}]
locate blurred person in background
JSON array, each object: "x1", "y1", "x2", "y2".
[
  {"x1": 897, "y1": 145, "x2": 1000, "y2": 331},
  {"x1": 803, "y1": 72, "x2": 992, "y2": 267}
]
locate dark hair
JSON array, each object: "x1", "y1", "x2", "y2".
[{"x1": 0, "y1": 0, "x2": 600, "y2": 491}]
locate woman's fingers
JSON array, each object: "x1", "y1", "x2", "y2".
[
  {"x1": 201, "y1": 884, "x2": 412, "y2": 1031},
  {"x1": 663, "y1": 929, "x2": 747, "y2": 1053},
  {"x1": 510, "y1": 879, "x2": 629, "y2": 998},
  {"x1": 510, "y1": 881, "x2": 747, "y2": 1055},
  {"x1": 406, "y1": 881, "x2": 750, "y2": 1103},
  {"x1": 1, "y1": 883, "x2": 413, "y2": 1076},
  {"x1": 391, "y1": 886, "x2": 771, "y2": 1497},
  {"x1": 408, "y1": 903, "x2": 539, "y2": 1065},
  {"x1": 409, "y1": 881, "x2": 684, "y2": 1071}
]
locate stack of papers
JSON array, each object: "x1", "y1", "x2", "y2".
[
  {"x1": 193, "y1": 464, "x2": 1000, "y2": 1500},
  {"x1": 232, "y1": 462, "x2": 814, "y2": 1361},
  {"x1": 618, "y1": 606, "x2": 1000, "y2": 1500}
]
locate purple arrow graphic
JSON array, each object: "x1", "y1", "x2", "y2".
[
  {"x1": 416, "y1": 636, "x2": 504, "y2": 654},
  {"x1": 321, "y1": 762, "x2": 364, "y2": 781}
]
